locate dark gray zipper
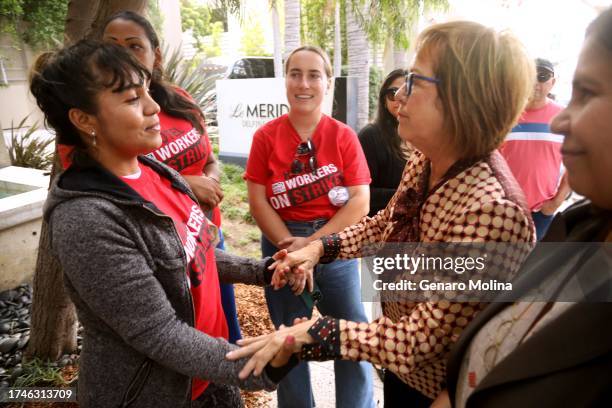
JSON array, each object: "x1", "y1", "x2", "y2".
[
  {"x1": 118, "y1": 358, "x2": 152, "y2": 408},
  {"x1": 139, "y1": 202, "x2": 196, "y2": 402}
]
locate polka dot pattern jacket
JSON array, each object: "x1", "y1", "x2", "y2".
[{"x1": 301, "y1": 150, "x2": 536, "y2": 399}]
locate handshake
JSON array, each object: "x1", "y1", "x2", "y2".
[
  {"x1": 267, "y1": 239, "x2": 325, "y2": 295},
  {"x1": 224, "y1": 239, "x2": 327, "y2": 378}
]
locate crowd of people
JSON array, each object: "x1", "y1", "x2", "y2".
[{"x1": 30, "y1": 5, "x2": 612, "y2": 408}]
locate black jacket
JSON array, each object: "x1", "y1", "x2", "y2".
[
  {"x1": 358, "y1": 123, "x2": 407, "y2": 216},
  {"x1": 446, "y1": 200, "x2": 612, "y2": 407}
]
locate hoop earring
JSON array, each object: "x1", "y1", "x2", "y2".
[{"x1": 91, "y1": 130, "x2": 96, "y2": 147}]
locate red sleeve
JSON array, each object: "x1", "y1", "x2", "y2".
[
  {"x1": 244, "y1": 128, "x2": 270, "y2": 185},
  {"x1": 57, "y1": 144, "x2": 74, "y2": 169},
  {"x1": 339, "y1": 127, "x2": 371, "y2": 186}
]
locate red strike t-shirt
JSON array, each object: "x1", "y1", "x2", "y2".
[
  {"x1": 245, "y1": 114, "x2": 371, "y2": 221},
  {"x1": 57, "y1": 88, "x2": 222, "y2": 227},
  {"x1": 122, "y1": 163, "x2": 228, "y2": 399}
]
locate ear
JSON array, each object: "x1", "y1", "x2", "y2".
[
  {"x1": 68, "y1": 108, "x2": 97, "y2": 137},
  {"x1": 153, "y1": 47, "x2": 162, "y2": 71}
]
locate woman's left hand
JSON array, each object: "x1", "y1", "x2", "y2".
[
  {"x1": 183, "y1": 175, "x2": 223, "y2": 210},
  {"x1": 226, "y1": 318, "x2": 317, "y2": 379}
]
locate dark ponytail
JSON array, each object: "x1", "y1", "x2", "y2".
[{"x1": 30, "y1": 40, "x2": 150, "y2": 147}]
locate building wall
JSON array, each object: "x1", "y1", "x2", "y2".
[{"x1": 0, "y1": 35, "x2": 43, "y2": 134}]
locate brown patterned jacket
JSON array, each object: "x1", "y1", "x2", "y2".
[{"x1": 303, "y1": 150, "x2": 535, "y2": 398}]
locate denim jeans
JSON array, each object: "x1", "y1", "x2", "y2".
[
  {"x1": 217, "y1": 229, "x2": 242, "y2": 343},
  {"x1": 262, "y1": 220, "x2": 375, "y2": 408},
  {"x1": 532, "y1": 211, "x2": 555, "y2": 241}
]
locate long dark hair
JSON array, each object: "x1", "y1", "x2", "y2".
[
  {"x1": 373, "y1": 68, "x2": 407, "y2": 160},
  {"x1": 30, "y1": 40, "x2": 150, "y2": 148},
  {"x1": 101, "y1": 11, "x2": 205, "y2": 134}
]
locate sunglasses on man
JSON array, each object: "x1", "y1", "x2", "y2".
[{"x1": 537, "y1": 70, "x2": 554, "y2": 83}]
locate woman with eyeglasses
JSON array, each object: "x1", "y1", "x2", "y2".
[
  {"x1": 435, "y1": 8, "x2": 612, "y2": 407},
  {"x1": 231, "y1": 21, "x2": 536, "y2": 407},
  {"x1": 358, "y1": 69, "x2": 411, "y2": 217},
  {"x1": 244, "y1": 45, "x2": 375, "y2": 408}
]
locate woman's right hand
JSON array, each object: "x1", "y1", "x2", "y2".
[{"x1": 269, "y1": 240, "x2": 323, "y2": 294}]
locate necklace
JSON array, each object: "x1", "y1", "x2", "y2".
[{"x1": 483, "y1": 302, "x2": 539, "y2": 371}]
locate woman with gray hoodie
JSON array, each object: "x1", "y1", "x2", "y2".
[{"x1": 33, "y1": 40, "x2": 295, "y2": 408}]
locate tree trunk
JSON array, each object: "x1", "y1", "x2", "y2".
[
  {"x1": 283, "y1": 0, "x2": 301, "y2": 57},
  {"x1": 64, "y1": 0, "x2": 100, "y2": 45},
  {"x1": 333, "y1": 0, "x2": 341, "y2": 77},
  {"x1": 27, "y1": 0, "x2": 148, "y2": 362},
  {"x1": 89, "y1": 0, "x2": 149, "y2": 39},
  {"x1": 27, "y1": 160, "x2": 78, "y2": 359},
  {"x1": 346, "y1": 2, "x2": 370, "y2": 131},
  {"x1": 271, "y1": 2, "x2": 283, "y2": 78}
]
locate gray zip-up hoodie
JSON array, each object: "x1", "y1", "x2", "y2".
[{"x1": 43, "y1": 155, "x2": 277, "y2": 407}]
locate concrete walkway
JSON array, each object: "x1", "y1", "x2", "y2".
[
  {"x1": 269, "y1": 361, "x2": 384, "y2": 407},
  {"x1": 268, "y1": 301, "x2": 385, "y2": 407}
]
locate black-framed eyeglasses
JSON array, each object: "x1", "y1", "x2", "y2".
[
  {"x1": 291, "y1": 139, "x2": 317, "y2": 175},
  {"x1": 536, "y1": 70, "x2": 554, "y2": 83},
  {"x1": 395, "y1": 72, "x2": 440, "y2": 99},
  {"x1": 383, "y1": 87, "x2": 400, "y2": 102}
]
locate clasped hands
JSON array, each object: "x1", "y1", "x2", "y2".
[
  {"x1": 225, "y1": 241, "x2": 324, "y2": 378},
  {"x1": 269, "y1": 239, "x2": 323, "y2": 295},
  {"x1": 226, "y1": 317, "x2": 316, "y2": 379}
]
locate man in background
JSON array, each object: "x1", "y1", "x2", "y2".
[{"x1": 501, "y1": 58, "x2": 571, "y2": 240}]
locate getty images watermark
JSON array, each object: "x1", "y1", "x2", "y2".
[{"x1": 359, "y1": 242, "x2": 612, "y2": 303}]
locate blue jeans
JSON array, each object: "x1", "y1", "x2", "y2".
[
  {"x1": 262, "y1": 220, "x2": 375, "y2": 408},
  {"x1": 532, "y1": 211, "x2": 554, "y2": 241},
  {"x1": 217, "y1": 229, "x2": 242, "y2": 343}
]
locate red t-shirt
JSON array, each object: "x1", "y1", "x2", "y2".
[
  {"x1": 244, "y1": 114, "x2": 371, "y2": 221},
  {"x1": 122, "y1": 163, "x2": 228, "y2": 399},
  {"x1": 500, "y1": 100, "x2": 564, "y2": 211},
  {"x1": 58, "y1": 88, "x2": 222, "y2": 227}
]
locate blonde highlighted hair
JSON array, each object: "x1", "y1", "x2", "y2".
[{"x1": 416, "y1": 21, "x2": 534, "y2": 158}]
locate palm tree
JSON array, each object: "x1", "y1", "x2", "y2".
[
  {"x1": 269, "y1": 0, "x2": 283, "y2": 77},
  {"x1": 284, "y1": 0, "x2": 301, "y2": 57},
  {"x1": 334, "y1": 0, "x2": 342, "y2": 77},
  {"x1": 346, "y1": 1, "x2": 370, "y2": 131}
]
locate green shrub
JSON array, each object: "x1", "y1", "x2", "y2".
[
  {"x1": 8, "y1": 116, "x2": 53, "y2": 170},
  {"x1": 13, "y1": 358, "x2": 70, "y2": 387}
]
